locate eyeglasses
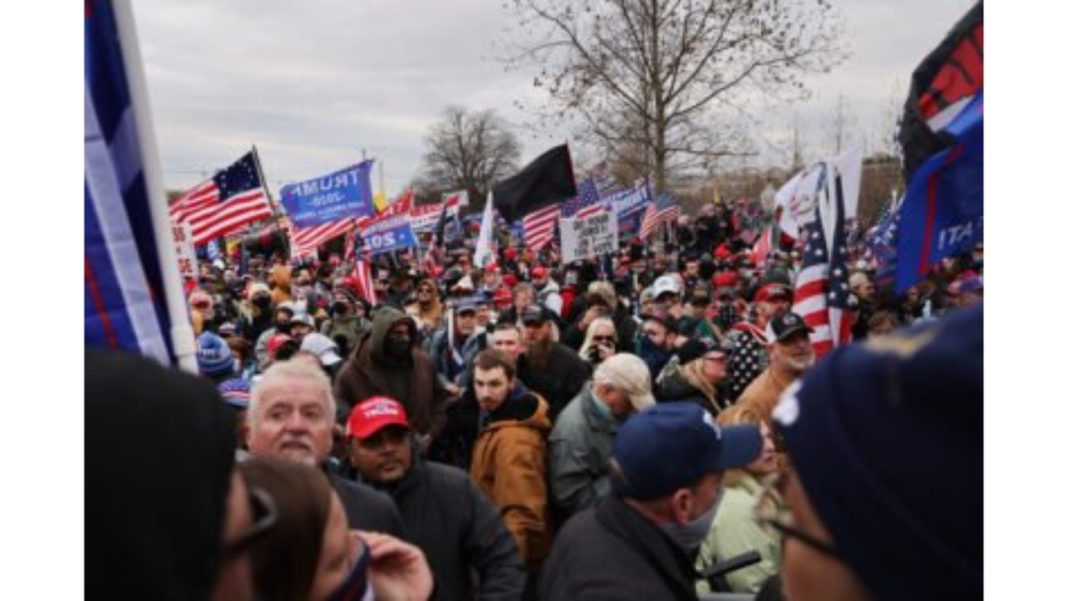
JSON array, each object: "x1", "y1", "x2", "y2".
[
  {"x1": 753, "y1": 471, "x2": 842, "y2": 561},
  {"x1": 220, "y1": 485, "x2": 278, "y2": 562}
]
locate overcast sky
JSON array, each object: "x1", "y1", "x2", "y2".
[{"x1": 135, "y1": 0, "x2": 976, "y2": 195}]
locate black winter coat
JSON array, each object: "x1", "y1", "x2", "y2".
[
  {"x1": 326, "y1": 471, "x2": 406, "y2": 538},
  {"x1": 539, "y1": 494, "x2": 700, "y2": 600},
  {"x1": 517, "y1": 344, "x2": 591, "y2": 421}
]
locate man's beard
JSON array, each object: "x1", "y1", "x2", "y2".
[
  {"x1": 782, "y1": 353, "x2": 815, "y2": 373},
  {"x1": 526, "y1": 337, "x2": 554, "y2": 369}
]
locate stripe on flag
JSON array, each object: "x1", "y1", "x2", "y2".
[
  {"x1": 290, "y1": 219, "x2": 357, "y2": 258},
  {"x1": 169, "y1": 152, "x2": 273, "y2": 246},
  {"x1": 522, "y1": 203, "x2": 560, "y2": 251},
  {"x1": 638, "y1": 194, "x2": 679, "y2": 240}
]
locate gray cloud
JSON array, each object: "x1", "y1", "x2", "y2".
[{"x1": 135, "y1": 0, "x2": 976, "y2": 193}]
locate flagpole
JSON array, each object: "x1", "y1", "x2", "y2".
[
  {"x1": 112, "y1": 0, "x2": 198, "y2": 373},
  {"x1": 251, "y1": 144, "x2": 290, "y2": 259}
]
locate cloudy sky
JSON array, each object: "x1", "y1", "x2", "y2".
[{"x1": 135, "y1": 0, "x2": 975, "y2": 195}]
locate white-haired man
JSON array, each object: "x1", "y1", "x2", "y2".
[
  {"x1": 548, "y1": 353, "x2": 656, "y2": 522},
  {"x1": 246, "y1": 360, "x2": 405, "y2": 536}
]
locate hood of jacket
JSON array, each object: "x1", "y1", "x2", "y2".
[
  {"x1": 483, "y1": 383, "x2": 551, "y2": 433},
  {"x1": 366, "y1": 306, "x2": 417, "y2": 365}
]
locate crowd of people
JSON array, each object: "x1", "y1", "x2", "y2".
[{"x1": 87, "y1": 199, "x2": 983, "y2": 600}]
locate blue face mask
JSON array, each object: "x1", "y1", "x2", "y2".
[
  {"x1": 326, "y1": 540, "x2": 373, "y2": 601},
  {"x1": 660, "y1": 485, "x2": 725, "y2": 553}
]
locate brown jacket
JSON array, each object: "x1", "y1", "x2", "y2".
[
  {"x1": 735, "y1": 363, "x2": 798, "y2": 423},
  {"x1": 470, "y1": 388, "x2": 553, "y2": 569},
  {"x1": 334, "y1": 307, "x2": 447, "y2": 435}
]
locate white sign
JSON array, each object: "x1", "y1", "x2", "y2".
[
  {"x1": 560, "y1": 212, "x2": 619, "y2": 264},
  {"x1": 172, "y1": 220, "x2": 198, "y2": 285}
]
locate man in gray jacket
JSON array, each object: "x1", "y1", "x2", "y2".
[
  {"x1": 548, "y1": 353, "x2": 655, "y2": 522},
  {"x1": 344, "y1": 396, "x2": 526, "y2": 601}
]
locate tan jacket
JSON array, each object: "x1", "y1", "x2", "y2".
[
  {"x1": 735, "y1": 363, "x2": 798, "y2": 423},
  {"x1": 470, "y1": 391, "x2": 553, "y2": 568}
]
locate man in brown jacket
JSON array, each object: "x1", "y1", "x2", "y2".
[
  {"x1": 469, "y1": 349, "x2": 552, "y2": 573},
  {"x1": 736, "y1": 312, "x2": 815, "y2": 422},
  {"x1": 334, "y1": 306, "x2": 450, "y2": 441}
]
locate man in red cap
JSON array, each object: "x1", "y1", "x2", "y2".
[
  {"x1": 345, "y1": 397, "x2": 526, "y2": 600},
  {"x1": 530, "y1": 266, "x2": 563, "y2": 317}
]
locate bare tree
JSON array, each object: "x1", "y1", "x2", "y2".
[
  {"x1": 824, "y1": 93, "x2": 857, "y2": 156},
  {"x1": 502, "y1": 0, "x2": 846, "y2": 191},
  {"x1": 418, "y1": 106, "x2": 521, "y2": 210}
]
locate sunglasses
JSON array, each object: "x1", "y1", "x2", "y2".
[{"x1": 220, "y1": 486, "x2": 278, "y2": 562}]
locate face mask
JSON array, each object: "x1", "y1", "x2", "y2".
[
  {"x1": 589, "y1": 390, "x2": 613, "y2": 420},
  {"x1": 331, "y1": 302, "x2": 349, "y2": 316},
  {"x1": 384, "y1": 335, "x2": 411, "y2": 358},
  {"x1": 326, "y1": 540, "x2": 372, "y2": 601},
  {"x1": 252, "y1": 296, "x2": 271, "y2": 311},
  {"x1": 660, "y1": 485, "x2": 724, "y2": 553},
  {"x1": 276, "y1": 322, "x2": 292, "y2": 335}
]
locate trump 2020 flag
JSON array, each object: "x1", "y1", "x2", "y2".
[{"x1": 86, "y1": 0, "x2": 195, "y2": 369}]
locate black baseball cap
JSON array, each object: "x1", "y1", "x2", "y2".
[{"x1": 767, "y1": 312, "x2": 813, "y2": 343}]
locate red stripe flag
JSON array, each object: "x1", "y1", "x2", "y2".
[
  {"x1": 290, "y1": 218, "x2": 357, "y2": 258},
  {"x1": 638, "y1": 193, "x2": 679, "y2": 241},
  {"x1": 791, "y1": 165, "x2": 854, "y2": 358},
  {"x1": 522, "y1": 203, "x2": 560, "y2": 251},
  {"x1": 168, "y1": 151, "x2": 272, "y2": 246}
]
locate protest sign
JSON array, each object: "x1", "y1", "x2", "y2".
[
  {"x1": 280, "y1": 161, "x2": 375, "y2": 228},
  {"x1": 359, "y1": 213, "x2": 418, "y2": 256},
  {"x1": 560, "y1": 211, "x2": 619, "y2": 264},
  {"x1": 171, "y1": 220, "x2": 198, "y2": 291}
]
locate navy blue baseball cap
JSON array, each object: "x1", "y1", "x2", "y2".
[
  {"x1": 612, "y1": 402, "x2": 761, "y2": 500},
  {"x1": 773, "y1": 305, "x2": 982, "y2": 601}
]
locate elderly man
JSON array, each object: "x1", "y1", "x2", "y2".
[
  {"x1": 246, "y1": 360, "x2": 405, "y2": 536},
  {"x1": 736, "y1": 312, "x2": 815, "y2": 423},
  {"x1": 549, "y1": 353, "x2": 655, "y2": 521},
  {"x1": 539, "y1": 403, "x2": 762, "y2": 600},
  {"x1": 768, "y1": 306, "x2": 982, "y2": 600},
  {"x1": 345, "y1": 397, "x2": 526, "y2": 601}
]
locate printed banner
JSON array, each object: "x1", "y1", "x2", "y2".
[
  {"x1": 171, "y1": 220, "x2": 198, "y2": 291},
  {"x1": 605, "y1": 181, "x2": 653, "y2": 219},
  {"x1": 560, "y1": 211, "x2": 619, "y2": 264},
  {"x1": 280, "y1": 160, "x2": 375, "y2": 229},
  {"x1": 359, "y1": 213, "x2": 418, "y2": 256}
]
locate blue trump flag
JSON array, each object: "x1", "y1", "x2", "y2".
[
  {"x1": 894, "y1": 92, "x2": 983, "y2": 294},
  {"x1": 280, "y1": 161, "x2": 376, "y2": 228},
  {"x1": 86, "y1": 0, "x2": 194, "y2": 367}
]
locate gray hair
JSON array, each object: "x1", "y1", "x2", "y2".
[{"x1": 249, "y1": 359, "x2": 337, "y2": 423}]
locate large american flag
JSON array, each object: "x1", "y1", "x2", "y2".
[
  {"x1": 562, "y1": 176, "x2": 604, "y2": 218},
  {"x1": 791, "y1": 166, "x2": 854, "y2": 358},
  {"x1": 522, "y1": 202, "x2": 561, "y2": 251},
  {"x1": 169, "y1": 151, "x2": 272, "y2": 246},
  {"x1": 638, "y1": 193, "x2": 679, "y2": 240}
]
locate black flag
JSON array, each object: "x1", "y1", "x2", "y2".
[{"x1": 492, "y1": 144, "x2": 577, "y2": 223}]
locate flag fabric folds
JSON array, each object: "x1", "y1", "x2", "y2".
[
  {"x1": 86, "y1": 0, "x2": 182, "y2": 364},
  {"x1": 638, "y1": 193, "x2": 679, "y2": 241},
  {"x1": 522, "y1": 204, "x2": 561, "y2": 252},
  {"x1": 492, "y1": 144, "x2": 577, "y2": 223},
  {"x1": 169, "y1": 151, "x2": 273, "y2": 246},
  {"x1": 562, "y1": 176, "x2": 603, "y2": 218},
  {"x1": 791, "y1": 166, "x2": 854, "y2": 358},
  {"x1": 474, "y1": 193, "x2": 496, "y2": 268},
  {"x1": 290, "y1": 219, "x2": 357, "y2": 258}
]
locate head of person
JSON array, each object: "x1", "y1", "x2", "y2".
[
  {"x1": 475, "y1": 297, "x2": 493, "y2": 327},
  {"x1": 867, "y1": 311, "x2": 900, "y2": 337},
  {"x1": 766, "y1": 312, "x2": 815, "y2": 375},
  {"x1": 754, "y1": 282, "x2": 793, "y2": 325},
  {"x1": 299, "y1": 333, "x2": 344, "y2": 376},
  {"x1": 848, "y1": 272, "x2": 875, "y2": 302},
  {"x1": 520, "y1": 304, "x2": 555, "y2": 346},
  {"x1": 531, "y1": 266, "x2": 550, "y2": 289},
  {"x1": 677, "y1": 337, "x2": 729, "y2": 384},
  {"x1": 684, "y1": 257, "x2": 700, "y2": 278},
  {"x1": 957, "y1": 273, "x2": 983, "y2": 307},
  {"x1": 218, "y1": 377, "x2": 252, "y2": 447},
  {"x1": 639, "y1": 287, "x2": 656, "y2": 316},
  {"x1": 247, "y1": 360, "x2": 337, "y2": 467},
  {"x1": 610, "y1": 403, "x2": 761, "y2": 552},
  {"x1": 580, "y1": 316, "x2": 618, "y2": 359},
  {"x1": 586, "y1": 280, "x2": 618, "y2": 311},
  {"x1": 684, "y1": 287, "x2": 712, "y2": 318},
  {"x1": 591, "y1": 353, "x2": 655, "y2": 419},
  {"x1": 414, "y1": 278, "x2": 438, "y2": 307},
  {"x1": 716, "y1": 404, "x2": 778, "y2": 478},
  {"x1": 489, "y1": 321, "x2": 524, "y2": 364},
  {"x1": 274, "y1": 302, "x2": 296, "y2": 333},
  {"x1": 87, "y1": 349, "x2": 262, "y2": 601},
  {"x1": 190, "y1": 289, "x2": 216, "y2": 319},
  {"x1": 652, "y1": 275, "x2": 681, "y2": 310},
  {"x1": 249, "y1": 282, "x2": 273, "y2": 315},
  {"x1": 198, "y1": 331, "x2": 237, "y2": 383},
  {"x1": 453, "y1": 298, "x2": 479, "y2": 337},
  {"x1": 640, "y1": 313, "x2": 677, "y2": 351},
  {"x1": 370, "y1": 308, "x2": 416, "y2": 364},
  {"x1": 289, "y1": 313, "x2": 315, "y2": 343},
  {"x1": 239, "y1": 459, "x2": 369, "y2": 601},
  {"x1": 768, "y1": 306, "x2": 982, "y2": 601},
  {"x1": 512, "y1": 282, "x2": 535, "y2": 314},
  {"x1": 267, "y1": 333, "x2": 300, "y2": 364},
  {"x1": 345, "y1": 397, "x2": 414, "y2": 485},
  {"x1": 472, "y1": 349, "x2": 517, "y2": 413}
]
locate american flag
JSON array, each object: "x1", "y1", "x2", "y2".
[
  {"x1": 169, "y1": 151, "x2": 272, "y2": 246},
  {"x1": 638, "y1": 193, "x2": 679, "y2": 240},
  {"x1": 422, "y1": 194, "x2": 463, "y2": 273},
  {"x1": 791, "y1": 167, "x2": 854, "y2": 358},
  {"x1": 522, "y1": 202, "x2": 561, "y2": 251},
  {"x1": 289, "y1": 218, "x2": 357, "y2": 259},
  {"x1": 562, "y1": 176, "x2": 604, "y2": 218},
  {"x1": 351, "y1": 236, "x2": 377, "y2": 306}
]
